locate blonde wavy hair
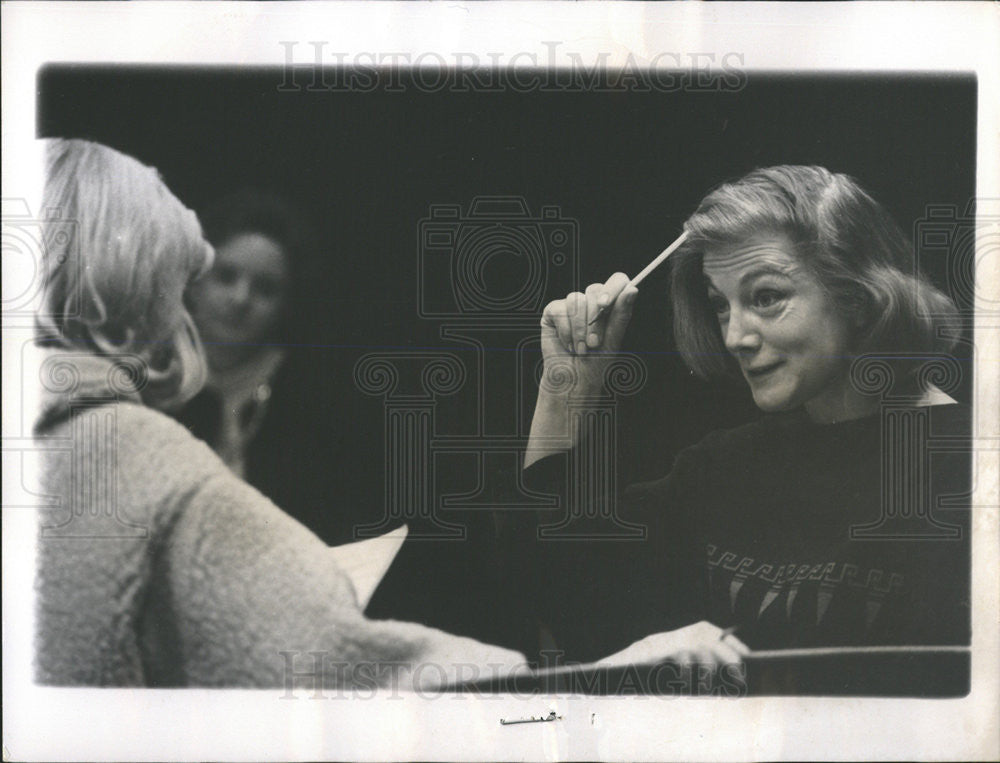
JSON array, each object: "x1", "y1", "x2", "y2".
[
  {"x1": 37, "y1": 138, "x2": 213, "y2": 410},
  {"x1": 671, "y1": 165, "x2": 959, "y2": 386}
]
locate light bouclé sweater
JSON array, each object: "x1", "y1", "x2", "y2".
[{"x1": 34, "y1": 353, "x2": 523, "y2": 688}]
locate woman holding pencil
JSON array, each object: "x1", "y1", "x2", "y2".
[{"x1": 519, "y1": 165, "x2": 970, "y2": 668}]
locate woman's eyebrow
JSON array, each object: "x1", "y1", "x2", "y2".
[{"x1": 738, "y1": 264, "x2": 795, "y2": 286}]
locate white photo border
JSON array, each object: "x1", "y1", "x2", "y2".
[{"x1": 3, "y1": 2, "x2": 998, "y2": 760}]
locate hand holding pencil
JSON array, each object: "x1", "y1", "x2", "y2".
[
  {"x1": 540, "y1": 272, "x2": 638, "y2": 362},
  {"x1": 587, "y1": 230, "x2": 689, "y2": 327},
  {"x1": 540, "y1": 230, "x2": 688, "y2": 365},
  {"x1": 529, "y1": 231, "x2": 688, "y2": 465}
]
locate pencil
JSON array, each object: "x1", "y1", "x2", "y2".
[{"x1": 587, "y1": 230, "x2": 690, "y2": 325}]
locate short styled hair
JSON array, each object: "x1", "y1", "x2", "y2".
[
  {"x1": 194, "y1": 189, "x2": 308, "y2": 343},
  {"x1": 37, "y1": 138, "x2": 213, "y2": 410},
  {"x1": 199, "y1": 189, "x2": 305, "y2": 260},
  {"x1": 670, "y1": 165, "x2": 959, "y2": 382}
]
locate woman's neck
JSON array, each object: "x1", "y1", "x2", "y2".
[
  {"x1": 205, "y1": 343, "x2": 267, "y2": 374},
  {"x1": 802, "y1": 382, "x2": 957, "y2": 425},
  {"x1": 803, "y1": 385, "x2": 880, "y2": 425}
]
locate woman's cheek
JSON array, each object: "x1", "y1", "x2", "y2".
[
  {"x1": 764, "y1": 304, "x2": 806, "y2": 348},
  {"x1": 251, "y1": 298, "x2": 283, "y2": 332},
  {"x1": 189, "y1": 281, "x2": 221, "y2": 313},
  {"x1": 771, "y1": 301, "x2": 797, "y2": 324}
]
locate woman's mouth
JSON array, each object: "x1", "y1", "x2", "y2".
[
  {"x1": 214, "y1": 311, "x2": 251, "y2": 329},
  {"x1": 745, "y1": 361, "x2": 784, "y2": 380}
]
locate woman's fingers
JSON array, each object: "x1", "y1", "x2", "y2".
[
  {"x1": 603, "y1": 272, "x2": 631, "y2": 302},
  {"x1": 587, "y1": 273, "x2": 631, "y2": 349},
  {"x1": 710, "y1": 639, "x2": 746, "y2": 666},
  {"x1": 541, "y1": 298, "x2": 574, "y2": 355},
  {"x1": 601, "y1": 621, "x2": 749, "y2": 667},
  {"x1": 656, "y1": 645, "x2": 743, "y2": 670},
  {"x1": 604, "y1": 285, "x2": 638, "y2": 351},
  {"x1": 584, "y1": 283, "x2": 607, "y2": 350},
  {"x1": 541, "y1": 273, "x2": 635, "y2": 359},
  {"x1": 567, "y1": 291, "x2": 588, "y2": 355},
  {"x1": 720, "y1": 631, "x2": 751, "y2": 658},
  {"x1": 699, "y1": 623, "x2": 748, "y2": 666}
]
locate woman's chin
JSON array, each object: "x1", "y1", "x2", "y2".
[
  {"x1": 750, "y1": 390, "x2": 796, "y2": 413},
  {"x1": 198, "y1": 325, "x2": 264, "y2": 350}
]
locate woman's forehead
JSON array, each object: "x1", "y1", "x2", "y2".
[
  {"x1": 701, "y1": 235, "x2": 801, "y2": 282},
  {"x1": 214, "y1": 232, "x2": 289, "y2": 278}
]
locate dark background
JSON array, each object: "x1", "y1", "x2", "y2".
[{"x1": 37, "y1": 67, "x2": 977, "y2": 646}]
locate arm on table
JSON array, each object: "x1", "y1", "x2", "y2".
[{"x1": 161, "y1": 468, "x2": 527, "y2": 690}]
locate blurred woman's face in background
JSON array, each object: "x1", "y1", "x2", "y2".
[
  {"x1": 702, "y1": 234, "x2": 857, "y2": 421},
  {"x1": 188, "y1": 232, "x2": 289, "y2": 349}
]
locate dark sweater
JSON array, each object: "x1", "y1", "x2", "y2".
[{"x1": 518, "y1": 404, "x2": 971, "y2": 662}]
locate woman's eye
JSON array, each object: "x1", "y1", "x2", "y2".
[
  {"x1": 254, "y1": 279, "x2": 282, "y2": 300},
  {"x1": 709, "y1": 297, "x2": 729, "y2": 316},
  {"x1": 752, "y1": 290, "x2": 785, "y2": 310},
  {"x1": 213, "y1": 266, "x2": 238, "y2": 285}
]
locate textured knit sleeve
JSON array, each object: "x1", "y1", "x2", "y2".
[{"x1": 135, "y1": 412, "x2": 525, "y2": 689}]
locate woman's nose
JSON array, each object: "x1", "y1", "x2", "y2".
[
  {"x1": 228, "y1": 279, "x2": 252, "y2": 306},
  {"x1": 724, "y1": 308, "x2": 762, "y2": 355}
]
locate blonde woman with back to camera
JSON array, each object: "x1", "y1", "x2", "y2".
[{"x1": 32, "y1": 138, "x2": 530, "y2": 689}]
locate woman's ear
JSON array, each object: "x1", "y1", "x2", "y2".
[{"x1": 850, "y1": 284, "x2": 880, "y2": 332}]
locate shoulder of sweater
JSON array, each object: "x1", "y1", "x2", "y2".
[
  {"x1": 118, "y1": 400, "x2": 213, "y2": 442},
  {"x1": 92, "y1": 401, "x2": 230, "y2": 486},
  {"x1": 623, "y1": 403, "x2": 971, "y2": 507},
  {"x1": 34, "y1": 401, "x2": 237, "y2": 544},
  {"x1": 40, "y1": 399, "x2": 189, "y2": 441},
  {"x1": 622, "y1": 414, "x2": 797, "y2": 499},
  {"x1": 926, "y1": 400, "x2": 972, "y2": 433},
  {"x1": 666, "y1": 414, "x2": 790, "y2": 470},
  {"x1": 687, "y1": 402, "x2": 972, "y2": 454}
]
